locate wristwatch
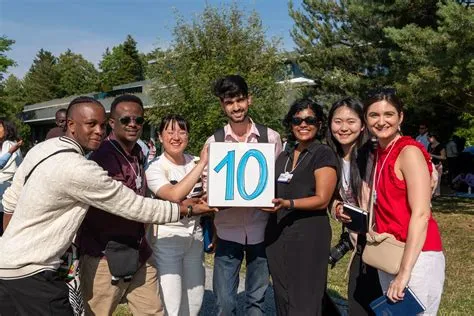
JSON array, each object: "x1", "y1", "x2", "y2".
[{"x1": 186, "y1": 205, "x2": 193, "y2": 218}]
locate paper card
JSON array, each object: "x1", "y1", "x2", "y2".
[{"x1": 208, "y1": 142, "x2": 275, "y2": 207}]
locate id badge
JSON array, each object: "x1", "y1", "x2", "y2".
[{"x1": 277, "y1": 172, "x2": 293, "y2": 183}]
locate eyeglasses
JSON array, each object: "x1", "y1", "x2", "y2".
[
  {"x1": 291, "y1": 116, "x2": 319, "y2": 126},
  {"x1": 119, "y1": 116, "x2": 145, "y2": 125}
]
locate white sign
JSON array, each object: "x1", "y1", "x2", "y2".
[{"x1": 208, "y1": 142, "x2": 275, "y2": 207}]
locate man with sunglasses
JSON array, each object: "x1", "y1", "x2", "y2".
[
  {"x1": 76, "y1": 94, "x2": 163, "y2": 315},
  {"x1": 204, "y1": 75, "x2": 282, "y2": 315}
]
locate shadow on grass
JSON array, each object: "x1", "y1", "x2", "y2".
[{"x1": 432, "y1": 196, "x2": 474, "y2": 214}]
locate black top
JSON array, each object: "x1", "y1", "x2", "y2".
[
  {"x1": 428, "y1": 143, "x2": 445, "y2": 165},
  {"x1": 275, "y1": 139, "x2": 338, "y2": 222}
]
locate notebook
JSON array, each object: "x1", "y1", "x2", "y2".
[
  {"x1": 342, "y1": 203, "x2": 368, "y2": 233},
  {"x1": 370, "y1": 287, "x2": 426, "y2": 316}
]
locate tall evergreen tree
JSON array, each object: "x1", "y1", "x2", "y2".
[
  {"x1": 147, "y1": 4, "x2": 285, "y2": 153},
  {"x1": 0, "y1": 75, "x2": 30, "y2": 139},
  {"x1": 23, "y1": 49, "x2": 61, "y2": 104},
  {"x1": 99, "y1": 35, "x2": 144, "y2": 90},
  {"x1": 0, "y1": 36, "x2": 15, "y2": 82},
  {"x1": 56, "y1": 49, "x2": 99, "y2": 96}
]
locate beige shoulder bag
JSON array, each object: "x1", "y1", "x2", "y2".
[{"x1": 362, "y1": 153, "x2": 405, "y2": 275}]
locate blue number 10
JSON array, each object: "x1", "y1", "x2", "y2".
[{"x1": 214, "y1": 149, "x2": 268, "y2": 200}]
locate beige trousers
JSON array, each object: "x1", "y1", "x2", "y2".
[{"x1": 80, "y1": 254, "x2": 163, "y2": 316}]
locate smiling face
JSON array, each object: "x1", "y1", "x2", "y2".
[
  {"x1": 220, "y1": 95, "x2": 251, "y2": 123},
  {"x1": 66, "y1": 103, "x2": 107, "y2": 151},
  {"x1": 330, "y1": 106, "x2": 364, "y2": 147},
  {"x1": 366, "y1": 100, "x2": 403, "y2": 144},
  {"x1": 159, "y1": 120, "x2": 189, "y2": 157},
  {"x1": 291, "y1": 108, "x2": 320, "y2": 144},
  {"x1": 109, "y1": 101, "x2": 144, "y2": 147}
]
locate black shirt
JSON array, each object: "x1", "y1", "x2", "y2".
[{"x1": 275, "y1": 140, "x2": 338, "y2": 222}]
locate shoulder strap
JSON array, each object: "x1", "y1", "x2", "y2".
[
  {"x1": 367, "y1": 156, "x2": 378, "y2": 233},
  {"x1": 213, "y1": 128, "x2": 225, "y2": 143},
  {"x1": 24, "y1": 149, "x2": 78, "y2": 185},
  {"x1": 255, "y1": 123, "x2": 268, "y2": 143}
]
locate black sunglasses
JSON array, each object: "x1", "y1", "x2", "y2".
[
  {"x1": 291, "y1": 116, "x2": 319, "y2": 126},
  {"x1": 119, "y1": 116, "x2": 145, "y2": 125}
]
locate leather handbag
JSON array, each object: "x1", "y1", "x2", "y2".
[{"x1": 361, "y1": 155, "x2": 405, "y2": 275}]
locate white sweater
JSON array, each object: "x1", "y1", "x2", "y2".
[{"x1": 0, "y1": 137, "x2": 180, "y2": 279}]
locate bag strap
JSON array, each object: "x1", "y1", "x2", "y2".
[
  {"x1": 24, "y1": 149, "x2": 78, "y2": 185},
  {"x1": 367, "y1": 156, "x2": 378, "y2": 233},
  {"x1": 213, "y1": 123, "x2": 269, "y2": 143}
]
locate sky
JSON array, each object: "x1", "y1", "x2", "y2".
[{"x1": 0, "y1": 0, "x2": 298, "y2": 79}]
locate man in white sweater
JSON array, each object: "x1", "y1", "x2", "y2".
[{"x1": 0, "y1": 96, "x2": 213, "y2": 315}]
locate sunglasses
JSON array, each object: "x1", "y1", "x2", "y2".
[
  {"x1": 119, "y1": 116, "x2": 145, "y2": 125},
  {"x1": 291, "y1": 116, "x2": 319, "y2": 126}
]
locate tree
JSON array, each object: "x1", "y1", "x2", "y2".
[
  {"x1": 56, "y1": 49, "x2": 99, "y2": 96},
  {"x1": 289, "y1": 0, "x2": 440, "y2": 102},
  {"x1": 0, "y1": 75, "x2": 30, "y2": 140},
  {"x1": 147, "y1": 5, "x2": 285, "y2": 153},
  {"x1": 99, "y1": 35, "x2": 145, "y2": 90},
  {"x1": 23, "y1": 49, "x2": 61, "y2": 104},
  {"x1": 0, "y1": 36, "x2": 15, "y2": 82}
]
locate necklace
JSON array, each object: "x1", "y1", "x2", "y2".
[
  {"x1": 108, "y1": 136, "x2": 143, "y2": 190},
  {"x1": 374, "y1": 136, "x2": 400, "y2": 203}
]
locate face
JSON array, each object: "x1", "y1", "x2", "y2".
[
  {"x1": 159, "y1": 120, "x2": 189, "y2": 157},
  {"x1": 66, "y1": 103, "x2": 107, "y2": 151},
  {"x1": 331, "y1": 106, "x2": 364, "y2": 147},
  {"x1": 56, "y1": 112, "x2": 66, "y2": 128},
  {"x1": 366, "y1": 100, "x2": 403, "y2": 142},
  {"x1": 291, "y1": 108, "x2": 320, "y2": 143},
  {"x1": 419, "y1": 125, "x2": 427, "y2": 135},
  {"x1": 220, "y1": 95, "x2": 251, "y2": 123},
  {"x1": 0, "y1": 123, "x2": 5, "y2": 142},
  {"x1": 109, "y1": 101, "x2": 144, "y2": 145}
]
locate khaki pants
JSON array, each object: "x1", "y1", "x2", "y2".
[{"x1": 80, "y1": 254, "x2": 163, "y2": 316}]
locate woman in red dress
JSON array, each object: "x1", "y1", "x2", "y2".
[{"x1": 364, "y1": 89, "x2": 445, "y2": 315}]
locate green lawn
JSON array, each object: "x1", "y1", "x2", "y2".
[{"x1": 115, "y1": 196, "x2": 474, "y2": 315}]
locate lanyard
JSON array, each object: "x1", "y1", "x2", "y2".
[
  {"x1": 374, "y1": 136, "x2": 400, "y2": 203},
  {"x1": 108, "y1": 136, "x2": 143, "y2": 190}
]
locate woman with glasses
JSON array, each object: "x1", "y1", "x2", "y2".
[
  {"x1": 326, "y1": 97, "x2": 382, "y2": 315},
  {"x1": 265, "y1": 99, "x2": 338, "y2": 315},
  {"x1": 364, "y1": 90, "x2": 444, "y2": 315},
  {"x1": 145, "y1": 114, "x2": 208, "y2": 316}
]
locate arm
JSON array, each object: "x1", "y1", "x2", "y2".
[
  {"x1": 0, "y1": 153, "x2": 12, "y2": 169},
  {"x1": 154, "y1": 145, "x2": 208, "y2": 203},
  {"x1": 387, "y1": 146, "x2": 431, "y2": 302},
  {"x1": 272, "y1": 167, "x2": 337, "y2": 211},
  {"x1": 430, "y1": 148, "x2": 446, "y2": 161}
]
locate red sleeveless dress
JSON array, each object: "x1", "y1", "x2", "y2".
[{"x1": 374, "y1": 136, "x2": 442, "y2": 251}]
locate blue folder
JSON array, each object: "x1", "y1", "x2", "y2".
[{"x1": 370, "y1": 287, "x2": 425, "y2": 316}]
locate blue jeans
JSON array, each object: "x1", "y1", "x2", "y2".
[{"x1": 213, "y1": 238, "x2": 269, "y2": 316}]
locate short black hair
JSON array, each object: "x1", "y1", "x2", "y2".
[
  {"x1": 56, "y1": 108, "x2": 67, "y2": 116},
  {"x1": 110, "y1": 95, "x2": 144, "y2": 117},
  {"x1": 158, "y1": 114, "x2": 190, "y2": 134},
  {"x1": 66, "y1": 96, "x2": 103, "y2": 120},
  {"x1": 213, "y1": 75, "x2": 249, "y2": 100}
]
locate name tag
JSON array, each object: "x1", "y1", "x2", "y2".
[{"x1": 277, "y1": 172, "x2": 293, "y2": 183}]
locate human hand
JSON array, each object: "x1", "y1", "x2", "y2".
[
  {"x1": 192, "y1": 200, "x2": 219, "y2": 216},
  {"x1": 207, "y1": 227, "x2": 218, "y2": 253},
  {"x1": 9, "y1": 140, "x2": 23, "y2": 154},
  {"x1": 199, "y1": 144, "x2": 209, "y2": 166},
  {"x1": 386, "y1": 271, "x2": 410, "y2": 303},
  {"x1": 260, "y1": 198, "x2": 288, "y2": 212},
  {"x1": 335, "y1": 204, "x2": 352, "y2": 223}
]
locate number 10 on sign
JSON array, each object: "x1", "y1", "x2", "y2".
[{"x1": 208, "y1": 143, "x2": 275, "y2": 207}]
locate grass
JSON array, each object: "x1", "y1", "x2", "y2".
[{"x1": 114, "y1": 196, "x2": 474, "y2": 315}]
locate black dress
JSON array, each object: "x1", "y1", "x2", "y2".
[{"x1": 265, "y1": 140, "x2": 337, "y2": 316}]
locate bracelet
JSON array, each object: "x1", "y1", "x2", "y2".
[
  {"x1": 186, "y1": 205, "x2": 193, "y2": 218},
  {"x1": 289, "y1": 199, "x2": 295, "y2": 210}
]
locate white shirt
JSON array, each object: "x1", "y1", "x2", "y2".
[{"x1": 146, "y1": 153, "x2": 203, "y2": 236}]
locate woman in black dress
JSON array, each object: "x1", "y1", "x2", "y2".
[{"x1": 265, "y1": 99, "x2": 338, "y2": 316}]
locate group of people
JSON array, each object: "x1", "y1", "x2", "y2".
[{"x1": 0, "y1": 75, "x2": 445, "y2": 316}]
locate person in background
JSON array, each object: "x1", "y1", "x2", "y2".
[
  {"x1": 415, "y1": 123, "x2": 430, "y2": 150},
  {"x1": 364, "y1": 89, "x2": 444, "y2": 315},
  {"x1": 0, "y1": 120, "x2": 23, "y2": 236},
  {"x1": 427, "y1": 133, "x2": 446, "y2": 197},
  {"x1": 326, "y1": 97, "x2": 382, "y2": 315},
  {"x1": 45, "y1": 108, "x2": 67, "y2": 140},
  {"x1": 445, "y1": 135, "x2": 460, "y2": 182},
  {"x1": 146, "y1": 114, "x2": 209, "y2": 316},
  {"x1": 265, "y1": 98, "x2": 337, "y2": 315}
]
